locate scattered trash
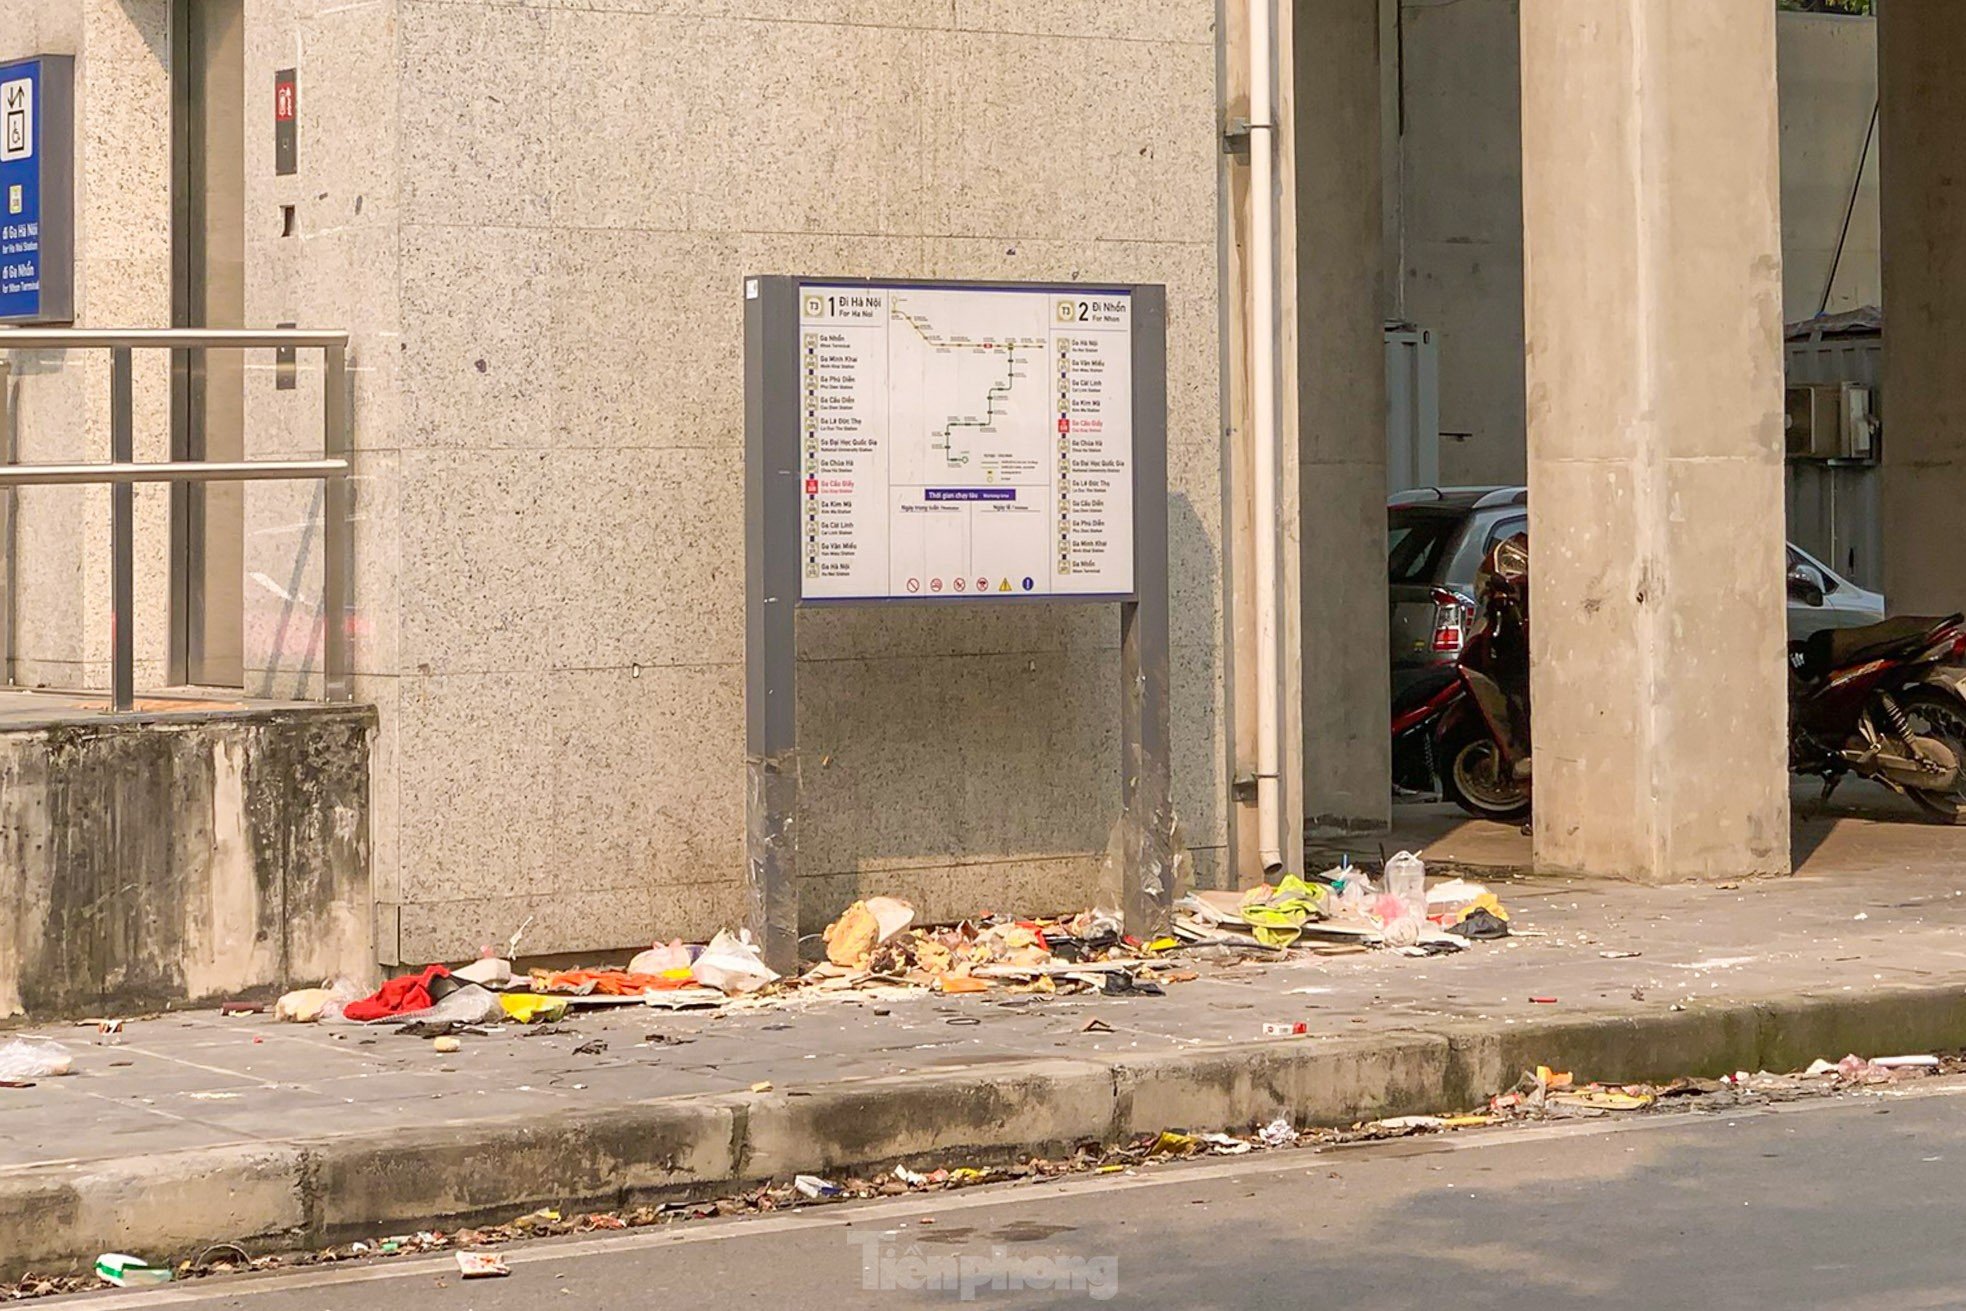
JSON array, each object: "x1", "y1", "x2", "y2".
[
  {"x1": 219, "y1": 1001, "x2": 265, "y2": 1016},
  {"x1": 691, "y1": 929, "x2": 781, "y2": 995},
  {"x1": 1370, "y1": 1115, "x2": 1446, "y2": 1132},
  {"x1": 94, "y1": 1255, "x2": 171, "y2": 1288},
  {"x1": 1200, "y1": 1132, "x2": 1253, "y2": 1155},
  {"x1": 1082, "y1": 1018, "x2": 1114, "y2": 1034},
  {"x1": 1257, "y1": 1117, "x2": 1296, "y2": 1148},
  {"x1": 750, "y1": 1081, "x2": 773, "y2": 1093},
  {"x1": 1261, "y1": 1022, "x2": 1309, "y2": 1037},
  {"x1": 794, "y1": 1175, "x2": 843, "y2": 1199},
  {"x1": 1383, "y1": 850, "x2": 1428, "y2": 928},
  {"x1": 894, "y1": 1166, "x2": 930, "y2": 1186},
  {"x1": 1598, "y1": 950, "x2": 1642, "y2": 960},
  {"x1": 822, "y1": 897, "x2": 916, "y2": 968},
  {"x1": 276, "y1": 977, "x2": 364, "y2": 1024},
  {"x1": 500, "y1": 994, "x2": 570, "y2": 1024},
  {"x1": 1240, "y1": 875, "x2": 1332, "y2": 947},
  {"x1": 1148, "y1": 1131, "x2": 1201, "y2": 1157},
  {"x1": 627, "y1": 940, "x2": 693, "y2": 976},
  {"x1": 0, "y1": 1038, "x2": 74, "y2": 1081},
  {"x1": 573, "y1": 1039, "x2": 608, "y2": 1056},
  {"x1": 1829, "y1": 1053, "x2": 1940, "y2": 1085},
  {"x1": 432, "y1": 1036, "x2": 461, "y2": 1054},
  {"x1": 454, "y1": 956, "x2": 513, "y2": 987},
  {"x1": 1529, "y1": 996, "x2": 1558, "y2": 1004},
  {"x1": 456, "y1": 1251, "x2": 510, "y2": 1279},
  {"x1": 275, "y1": 989, "x2": 334, "y2": 1023},
  {"x1": 342, "y1": 965, "x2": 455, "y2": 1022},
  {"x1": 1548, "y1": 1089, "x2": 1653, "y2": 1111}
]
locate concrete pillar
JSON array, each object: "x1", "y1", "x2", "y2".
[
  {"x1": 1879, "y1": 3, "x2": 1966, "y2": 615},
  {"x1": 1519, "y1": 1, "x2": 1790, "y2": 881},
  {"x1": 1287, "y1": 0, "x2": 1390, "y2": 835}
]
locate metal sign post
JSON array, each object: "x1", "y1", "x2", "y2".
[{"x1": 743, "y1": 276, "x2": 1174, "y2": 975}]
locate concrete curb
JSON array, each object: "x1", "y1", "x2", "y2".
[{"x1": 8, "y1": 982, "x2": 1966, "y2": 1278}]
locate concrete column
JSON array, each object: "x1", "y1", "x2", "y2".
[
  {"x1": 1288, "y1": 0, "x2": 1390, "y2": 835},
  {"x1": 1519, "y1": 1, "x2": 1790, "y2": 881},
  {"x1": 1879, "y1": 3, "x2": 1966, "y2": 615}
]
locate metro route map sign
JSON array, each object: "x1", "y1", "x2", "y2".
[
  {"x1": 741, "y1": 276, "x2": 1174, "y2": 974},
  {"x1": 792, "y1": 282, "x2": 1138, "y2": 602}
]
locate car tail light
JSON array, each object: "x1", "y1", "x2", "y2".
[{"x1": 1429, "y1": 588, "x2": 1471, "y2": 655}]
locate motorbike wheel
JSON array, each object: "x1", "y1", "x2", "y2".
[
  {"x1": 1439, "y1": 723, "x2": 1531, "y2": 823},
  {"x1": 1900, "y1": 687, "x2": 1966, "y2": 825}
]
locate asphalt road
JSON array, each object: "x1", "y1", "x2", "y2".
[{"x1": 64, "y1": 1080, "x2": 1966, "y2": 1309}]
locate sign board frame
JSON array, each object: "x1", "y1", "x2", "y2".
[
  {"x1": 743, "y1": 275, "x2": 1174, "y2": 974},
  {"x1": 0, "y1": 55, "x2": 74, "y2": 325}
]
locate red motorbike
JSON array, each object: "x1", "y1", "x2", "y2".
[
  {"x1": 1390, "y1": 534, "x2": 1533, "y2": 822},
  {"x1": 1790, "y1": 613, "x2": 1966, "y2": 822}
]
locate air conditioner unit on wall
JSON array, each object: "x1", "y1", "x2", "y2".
[{"x1": 1785, "y1": 382, "x2": 1877, "y2": 463}]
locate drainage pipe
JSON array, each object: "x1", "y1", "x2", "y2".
[{"x1": 1249, "y1": 0, "x2": 1284, "y2": 873}]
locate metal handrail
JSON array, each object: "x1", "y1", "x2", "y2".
[
  {"x1": 0, "y1": 328, "x2": 352, "y2": 711},
  {"x1": 0, "y1": 459, "x2": 347, "y2": 486}
]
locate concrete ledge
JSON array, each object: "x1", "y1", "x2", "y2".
[
  {"x1": 8, "y1": 983, "x2": 1966, "y2": 1278},
  {"x1": 738, "y1": 1059, "x2": 1120, "y2": 1182},
  {"x1": 0, "y1": 1146, "x2": 305, "y2": 1276},
  {"x1": 306, "y1": 1099, "x2": 739, "y2": 1245}
]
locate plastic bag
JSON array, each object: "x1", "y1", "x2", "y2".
[
  {"x1": 0, "y1": 1037, "x2": 74, "y2": 1079},
  {"x1": 276, "y1": 976, "x2": 365, "y2": 1023},
  {"x1": 324, "y1": 981, "x2": 503, "y2": 1027},
  {"x1": 629, "y1": 939, "x2": 693, "y2": 975},
  {"x1": 690, "y1": 928, "x2": 780, "y2": 994}
]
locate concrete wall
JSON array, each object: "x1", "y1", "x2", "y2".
[
  {"x1": 362, "y1": 1, "x2": 1225, "y2": 960},
  {"x1": 1394, "y1": 2, "x2": 1881, "y2": 486},
  {"x1": 0, "y1": 1, "x2": 1228, "y2": 963},
  {"x1": 0, "y1": 703, "x2": 373, "y2": 1018}
]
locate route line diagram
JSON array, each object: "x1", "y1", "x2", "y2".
[{"x1": 893, "y1": 304, "x2": 1045, "y2": 469}]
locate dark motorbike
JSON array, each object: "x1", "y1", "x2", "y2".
[
  {"x1": 1393, "y1": 546, "x2": 1966, "y2": 824},
  {"x1": 1390, "y1": 534, "x2": 1532, "y2": 822},
  {"x1": 1789, "y1": 610, "x2": 1966, "y2": 822}
]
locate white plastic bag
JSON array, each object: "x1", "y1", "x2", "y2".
[
  {"x1": 628, "y1": 939, "x2": 693, "y2": 975},
  {"x1": 0, "y1": 1037, "x2": 74, "y2": 1079},
  {"x1": 690, "y1": 928, "x2": 780, "y2": 994}
]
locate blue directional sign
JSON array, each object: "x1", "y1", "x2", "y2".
[{"x1": 0, "y1": 55, "x2": 73, "y2": 324}]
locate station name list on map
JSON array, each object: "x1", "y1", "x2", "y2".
[{"x1": 797, "y1": 283, "x2": 1135, "y2": 601}]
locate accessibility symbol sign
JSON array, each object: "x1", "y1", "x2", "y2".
[{"x1": 1, "y1": 78, "x2": 30, "y2": 161}]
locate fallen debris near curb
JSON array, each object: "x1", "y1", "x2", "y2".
[{"x1": 4, "y1": 1048, "x2": 1960, "y2": 1304}]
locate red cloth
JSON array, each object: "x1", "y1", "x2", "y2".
[{"x1": 343, "y1": 964, "x2": 451, "y2": 1021}]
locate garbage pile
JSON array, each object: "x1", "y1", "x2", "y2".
[
  {"x1": 816, "y1": 903, "x2": 1183, "y2": 997},
  {"x1": 270, "y1": 899, "x2": 1191, "y2": 1033},
  {"x1": 1173, "y1": 852, "x2": 1511, "y2": 955}
]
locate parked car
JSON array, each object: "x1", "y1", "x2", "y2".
[{"x1": 1387, "y1": 486, "x2": 1885, "y2": 790}]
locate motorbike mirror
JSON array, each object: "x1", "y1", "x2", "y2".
[
  {"x1": 1787, "y1": 565, "x2": 1826, "y2": 607},
  {"x1": 1491, "y1": 535, "x2": 1529, "y2": 581}
]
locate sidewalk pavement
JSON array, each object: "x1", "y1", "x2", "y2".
[{"x1": 5, "y1": 789, "x2": 1966, "y2": 1276}]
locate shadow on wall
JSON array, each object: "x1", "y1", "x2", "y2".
[{"x1": 789, "y1": 491, "x2": 1217, "y2": 932}]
